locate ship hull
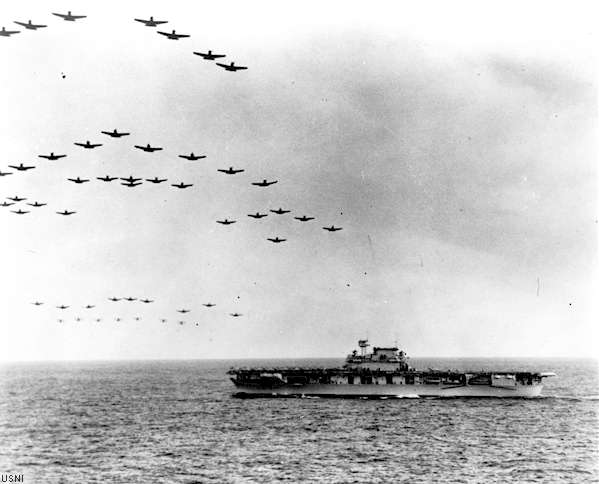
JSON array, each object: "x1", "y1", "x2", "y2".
[{"x1": 232, "y1": 383, "x2": 544, "y2": 398}]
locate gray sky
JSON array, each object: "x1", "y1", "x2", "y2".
[{"x1": 1, "y1": 0, "x2": 597, "y2": 360}]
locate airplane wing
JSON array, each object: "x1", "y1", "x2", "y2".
[
  {"x1": 235, "y1": 66, "x2": 248, "y2": 70},
  {"x1": 52, "y1": 13, "x2": 67, "y2": 18},
  {"x1": 175, "y1": 34, "x2": 190, "y2": 38},
  {"x1": 71, "y1": 15, "x2": 87, "y2": 19},
  {"x1": 157, "y1": 31, "x2": 169, "y2": 37},
  {"x1": 215, "y1": 63, "x2": 228, "y2": 69},
  {"x1": 134, "y1": 18, "x2": 148, "y2": 23},
  {"x1": 154, "y1": 21, "x2": 168, "y2": 25},
  {"x1": 13, "y1": 22, "x2": 27, "y2": 27}
]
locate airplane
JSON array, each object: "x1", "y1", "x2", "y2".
[
  {"x1": 68, "y1": 176, "x2": 90, "y2": 184},
  {"x1": 85, "y1": 305, "x2": 95, "y2": 309},
  {"x1": 122, "y1": 181, "x2": 142, "y2": 187},
  {"x1": 27, "y1": 202, "x2": 47, "y2": 207},
  {"x1": 270, "y1": 208, "x2": 291, "y2": 215},
  {"x1": 11, "y1": 209, "x2": 29, "y2": 215},
  {"x1": 134, "y1": 317, "x2": 142, "y2": 321},
  {"x1": 56, "y1": 210, "x2": 76, "y2": 216},
  {"x1": 177, "y1": 309, "x2": 190, "y2": 313},
  {"x1": 171, "y1": 182, "x2": 193, "y2": 189},
  {"x1": 247, "y1": 212, "x2": 268, "y2": 219},
  {"x1": 179, "y1": 153, "x2": 206, "y2": 161},
  {"x1": 203, "y1": 303, "x2": 216, "y2": 307},
  {"x1": 39, "y1": 153, "x2": 66, "y2": 160},
  {"x1": 52, "y1": 11, "x2": 87, "y2": 21},
  {"x1": 0, "y1": 171, "x2": 13, "y2": 176},
  {"x1": 115, "y1": 317, "x2": 122, "y2": 322},
  {"x1": 95, "y1": 318, "x2": 101, "y2": 322},
  {"x1": 294, "y1": 215, "x2": 315, "y2": 222},
  {"x1": 7, "y1": 196, "x2": 26, "y2": 202},
  {"x1": 124, "y1": 297, "x2": 137, "y2": 302},
  {"x1": 178, "y1": 321, "x2": 185, "y2": 325},
  {"x1": 145, "y1": 177, "x2": 167, "y2": 184},
  {"x1": 157, "y1": 30, "x2": 190, "y2": 40},
  {"x1": 193, "y1": 50, "x2": 226, "y2": 60},
  {"x1": 134, "y1": 144, "x2": 162, "y2": 152},
  {"x1": 120, "y1": 175, "x2": 142, "y2": 183},
  {"x1": 323, "y1": 225, "x2": 343, "y2": 232},
  {"x1": 1, "y1": 27, "x2": 20, "y2": 37},
  {"x1": 101, "y1": 129, "x2": 130, "y2": 138},
  {"x1": 134, "y1": 16, "x2": 167, "y2": 27},
  {"x1": 31, "y1": 301, "x2": 44, "y2": 306},
  {"x1": 97, "y1": 175, "x2": 118, "y2": 182},
  {"x1": 57, "y1": 319, "x2": 64, "y2": 323},
  {"x1": 160, "y1": 318, "x2": 167, "y2": 323},
  {"x1": 108, "y1": 297, "x2": 121, "y2": 302},
  {"x1": 1, "y1": 202, "x2": 15, "y2": 207},
  {"x1": 267, "y1": 237, "x2": 286, "y2": 243},
  {"x1": 217, "y1": 166, "x2": 244, "y2": 175},
  {"x1": 8, "y1": 163, "x2": 35, "y2": 171},
  {"x1": 57, "y1": 305, "x2": 69, "y2": 310},
  {"x1": 251, "y1": 179, "x2": 278, "y2": 187},
  {"x1": 140, "y1": 299, "x2": 154, "y2": 303},
  {"x1": 230, "y1": 313, "x2": 243, "y2": 317},
  {"x1": 216, "y1": 62, "x2": 248, "y2": 72},
  {"x1": 75, "y1": 317, "x2": 82, "y2": 322},
  {"x1": 216, "y1": 219, "x2": 236, "y2": 225},
  {"x1": 14, "y1": 20, "x2": 47, "y2": 30},
  {"x1": 74, "y1": 140, "x2": 102, "y2": 149}
]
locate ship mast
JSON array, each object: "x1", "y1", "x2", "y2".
[{"x1": 358, "y1": 339, "x2": 370, "y2": 358}]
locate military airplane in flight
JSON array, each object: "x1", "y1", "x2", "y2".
[
  {"x1": 14, "y1": 20, "x2": 47, "y2": 30},
  {"x1": 52, "y1": 11, "x2": 87, "y2": 21},
  {"x1": 157, "y1": 30, "x2": 189, "y2": 40},
  {"x1": 27, "y1": 201, "x2": 47, "y2": 207},
  {"x1": 216, "y1": 219, "x2": 236, "y2": 225},
  {"x1": 39, "y1": 152, "x2": 66, "y2": 160},
  {"x1": 0, "y1": 171, "x2": 12, "y2": 176},
  {"x1": 7, "y1": 196, "x2": 26, "y2": 202},
  {"x1": 101, "y1": 129, "x2": 130, "y2": 138},
  {"x1": 295, "y1": 215, "x2": 315, "y2": 222},
  {"x1": 140, "y1": 299, "x2": 154, "y2": 304},
  {"x1": 31, "y1": 301, "x2": 44, "y2": 306},
  {"x1": 74, "y1": 140, "x2": 102, "y2": 149},
  {"x1": 134, "y1": 16, "x2": 167, "y2": 27},
  {"x1": 0, "y1": 27, "x2": 20, "y2": 37},
  {"x1": 56, "y1": 210, "x2": 76, "y2": 216},
  {"x1": 97, "y1": 175, "x2": 118, "y2": 182},
  {"x1": 122, "y1": 180, "x2": 142, "y2": 187},
  {"x1": 177, "y1": 309, "x2": 190, "y2": 314},
  {"x1": 160, "y1": 318, "x2": 167, "y2": 323},
  {"x1": 85, "y1": 305, "x2": 95, "y2": 309},
  {"x1": 251, "y1": 179, "x2": 278, "y2": 187},
  {"x1": 267, "y1": 237, "x2": 286, "y2": 243},
  {"x1": 109, "y1": 297, "x2": 121, "y2": 302},
  {"x1": 124, "y1": 297, "x2": 137, "y2": 302},
  {"x1": 121, "y1": 176, "x2": 142, "y2": 184},
  {"x1": 323, "y1": 225, "x2": 343, "y2": 232},
  {"x1": 194, "y1": 50, "x2": 226, "y2": 60},
  {"x1": 270, "y1": 208, "x2": 291, "y2": 215},
  {"x1": 179, "y1": 152, "x2": 206, "y2": 161},
  {"x1": 146, "y1": 177, "x2": 167, "y2": 184},
  {"x1": 218, "y1": 166, "x2": 244, "y2": 175},
  {"x1": 248, "y1": 212, "x2": 268, "y2": 219},
  {"x1": 68, "y1": 176, "x2": 90, "y2": 184},
  {"x1": 230, "y1": 313, "x2": 243, "y2": 317},
  {"x1": 216, "y1": 62, "x2": 248, "y2": 72},
  {"x1": 11, "y1": 209, "x2": 29, "y2": 215},
  {"x1": 203, "y1": 303, "x2": 216, "y2": 307},
  {"x1": 57, "y1": 319, "x2": 64, "y2": 323},
  {"x1": 134, "y1": 143, "x2": 162, "y2": 152},
  {"x1": 171, "y1": 182, "x2": 193, "y2": 189},
  {"x1": 0, "y1": 202, "x2": 15, "y2": 207},
  {"x1": 57, "y1": 305, "x2": 69, "y2": 310},
  {"x1": 8, "y1": 163, "x2": 35, "y2": 171}
]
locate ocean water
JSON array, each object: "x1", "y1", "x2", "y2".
[{"x1": 0, "y1": 358, "x2": 597, "y2": 483}]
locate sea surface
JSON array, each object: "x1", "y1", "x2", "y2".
[{"x1": 0, "y1": 358, "x2": 597, "y2": 483}]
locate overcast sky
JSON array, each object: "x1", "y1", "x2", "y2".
[{"x1": 0, "y1": 0, "x2": 597, "y2": 360}]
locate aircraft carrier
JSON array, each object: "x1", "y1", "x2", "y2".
[{"x1": 228, "y1": 340, "x2": 556, "y2": 398}]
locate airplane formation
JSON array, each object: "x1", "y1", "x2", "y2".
[
  {"x1": 4, "y1": 9, "x2": 346, "y2": 327},
  {"x1": 28, "y1": 294, "x2": 239, "y2": 325}
]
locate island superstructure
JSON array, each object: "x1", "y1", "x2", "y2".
[{"x1": 228, "y1": 340, "x2": 556, "y2": 398}]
